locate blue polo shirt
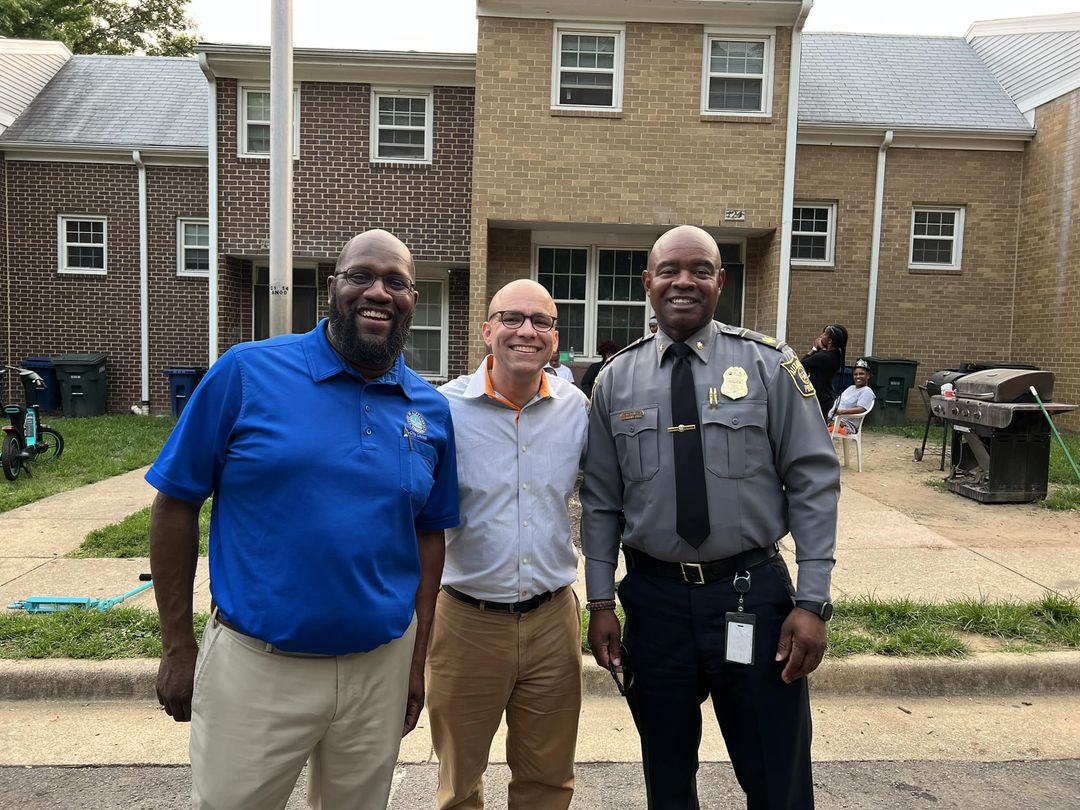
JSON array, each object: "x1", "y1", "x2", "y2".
[{"x1": 146, "y1": 320, "x2": 459, "y2": 655}]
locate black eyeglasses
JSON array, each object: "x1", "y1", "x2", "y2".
[
  {"x1": 490, "y1": 310, "x2": 557, "y2": 332},
  {"x1": 335, "y1": 271, "x2": 415, "y2": 296}
]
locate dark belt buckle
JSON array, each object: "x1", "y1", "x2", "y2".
[{"x1": 680, "y1": 562, "x2": 706, "y2": 585}]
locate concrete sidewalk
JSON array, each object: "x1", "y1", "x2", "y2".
[{"x1": 2, "y1": 436, "x2": 1080, "y2": 701}]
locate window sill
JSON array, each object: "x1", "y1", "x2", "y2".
[
  {"x1": 237, "y1": 153, "x2": 300, "y2": 161},
  {"x1": 550, "y1": 108, "x2": 623, "y2": 119},
  {"x1": 908, "y1": 265, "x2": 962, "y2": 275},
  {"x1": 700, "y1": 113, "x2": 773, "y2": 124},
  {"x1": 370, "y1": 159, "x2": 433, "y2": 168},
  {"x1": 58, "y1": 268, "x2": 106, "y2": 276},
  {"x1": 177, "y1": 271, "x2": 210, "y2": 279},
  {"x1": 791, "y1": 262, "x2": 835, "y2": 271}
]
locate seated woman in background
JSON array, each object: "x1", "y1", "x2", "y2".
[
  {"x1": 801, "y1": 323, "x2": 848, "y2": 419},
  {"x1": 828, "y1": 359, "x2": 875, "y2": 434},
  {"x1": 581, "y1": 340, "x2": 620, "y2": 398}
]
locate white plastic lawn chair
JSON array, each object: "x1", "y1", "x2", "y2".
[{"x1": 830, "y1": 399, "x2": 874, "y2": 472}]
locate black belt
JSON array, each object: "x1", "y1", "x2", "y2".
[
  {"x1": 624, "y1": 544, "x2": 779, "y2": 586},
  {"x1": 213, "y1": 608, "x2": 334, "y2": 658},
  {"x1": 442, "y1": 585, "x2": 562, "y2": 614}
]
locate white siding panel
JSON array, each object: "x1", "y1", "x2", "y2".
[{"x1": 971, "y1": 31, "x2": 1080, "y2": 107}]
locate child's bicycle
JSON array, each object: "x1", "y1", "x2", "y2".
[{"x1": 0, "y1": 364, "x2": 64, "y2": 480}]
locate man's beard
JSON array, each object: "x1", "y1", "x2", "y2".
[{"x1": 328, "y1": 296, "x2": 412, "y2": 370}]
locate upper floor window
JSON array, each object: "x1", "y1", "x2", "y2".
[
  {"x1": 239, "y1": 85, "x2": 300, "y2": 158},
  {"x1": 58, "y1": 215, "x2": 106, "y2": 275},
  {"x1": 551, "y1": 24, "x2": 624, "y2": 111},
  {"x1": 791, "y1": 203, "x2": 836, "y2": 266},
  {"x1": 909, "y1": 206, "x2": 965, "y2": 271},
  {"x1": 371, "y1": 89, "x2": 433, "y2": 163},
  {"x1": 177, "y1": 219, "x2": 210, "y2": 277},
  {"x1": 701, "y1": 32, "x2": 774, "y2": 116}
]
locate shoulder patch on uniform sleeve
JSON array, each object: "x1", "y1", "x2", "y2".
[
  {"x1": 779, "y1": 354, "x2": 816, "y2": 398},
  {"x1": 719, "y1": 324, "x2": 786, "y2": 352}
]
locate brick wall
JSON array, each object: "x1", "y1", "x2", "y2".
[
  {"x1": 470, "y1": 17, "x2": 792, "y2": 366},
  {"x1": 1013, "y1": 88, "x2": 1080, "y2": 428},
  {"x1": 215, "y1": 79, "x2": 473, "y2": 263},
  {"x1": 3, "y1": 160, "x2": 210, "y2": 413},
  {"x1": 790, "y1": 145, "x2": 1023, "y2": 418}
]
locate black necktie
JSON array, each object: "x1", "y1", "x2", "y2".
[{"x1": 669, "y1": 342, "x2": 710, "y2": 547}]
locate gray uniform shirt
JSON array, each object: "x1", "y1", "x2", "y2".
[{"x1": 581, "y1": 320, "x2": 840, "y2": 604}]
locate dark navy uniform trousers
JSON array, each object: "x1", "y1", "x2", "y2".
[{"x1": 619, "y1": 554, "x2": 814, "y2": 809}]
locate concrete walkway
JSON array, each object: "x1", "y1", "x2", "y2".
[{"x1": 2, "y1": 436, "x2": 1080, "y2": 702}]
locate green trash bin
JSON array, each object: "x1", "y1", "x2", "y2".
[
  {"x1": 53, "y1": 353, "x2": 108, "y2": 417},
  {"x1": 863, "y1": 356, "x2": 919, "y2": 426}
]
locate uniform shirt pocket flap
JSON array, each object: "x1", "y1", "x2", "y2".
[
  {"x1": 701, "y1": 401, "x2": 766, "y2": 431},
  {"x1": 611, "y1": 407, "x2": 659, "y2": 437}
]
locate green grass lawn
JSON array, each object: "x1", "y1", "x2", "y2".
[
  {"x1": 0, "y1": 414, "x2": 174, "y2": 513},
  {"x1": 71, "y1": 500, "x2": 212, "y2": 558},
  {"x1": 4, "y1": 594, "x2": 1077, "y2": 660}
]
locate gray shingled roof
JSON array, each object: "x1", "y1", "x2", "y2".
[
  {"x1": 800, "y1": 33, "x2": 1031, "y2": 131},
  {"x1": 0, "y1": 55, "x2": 206, "y2": 148}
]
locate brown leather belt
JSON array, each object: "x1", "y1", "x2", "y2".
[
  {"x1": 623, "y1": 544, "x2": 779, "y2": 585},
  {"x1": 442, "y1": 585, "x2": 564, "y2": 614}
]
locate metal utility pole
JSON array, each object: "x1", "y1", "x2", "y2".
[{"x1": 269, "y1": 0, "x2": 294, "y2": 336}]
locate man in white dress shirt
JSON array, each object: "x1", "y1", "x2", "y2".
[{"x1": 429, "y1": 279, "x2": 589, "y2": 809}]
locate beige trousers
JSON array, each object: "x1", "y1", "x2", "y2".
[
  {"x1": 426, "y1": 586, "x2": 582, "y2": 810},
  {"x1": 189, "y1": 613, "x2": 416, "y2": 810}
]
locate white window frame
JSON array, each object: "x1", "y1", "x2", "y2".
[
  {"x1": 176, "y1": 218, "x2": 210, "y2": 278},
  {"x1": 238, "y1": 84, "x2": 301, "y2": 159},
  {"x1": 57, "y1": 215, "x2": 107, "y2": 276},
  {"x1": 909, "y1": 206, "x2": 965, "y2": 271},
  {"x1": 550, "y1": 22, "x2": 625, "y2": 112},
  {"x1": 370, "y1": 87, "x2": 434, "y2": 165},
  {"x1": 700, "y1": 30, "x2": 775, "y2": 117},
  {"x1": 408, "y1": 275, "x2": 450, "y2": 380},
  {"x1": 790, "y1": 202, "x2": 836, "y2": 267}
]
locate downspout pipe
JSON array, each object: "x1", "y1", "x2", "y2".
[
  {"x1": 864, "y1": 129, "x2": 894, "y2": 357},
  {"x1": 132, "y1": 150, "x2": 149, "y2": 412},
  {"x1": 197, "y1": 52, "x2": 220, "y2": 364},
  {"x1": 775, "y1": 0, "x2": 813, "y2": 341}
]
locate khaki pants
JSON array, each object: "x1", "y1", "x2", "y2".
[
  {"x1": 426, "y1": 586, "x2": 582, "y2": 810},
  {"x1": 189, "y1": 613, "x2": 416, "y2": 810}
]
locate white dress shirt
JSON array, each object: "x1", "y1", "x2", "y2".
[{"x1": 439, "y1": 357, "x2": 589, "y2": 602}]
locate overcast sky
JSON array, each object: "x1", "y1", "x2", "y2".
[{"x1": 185, "y1": 0, "x2": 1079, "y2": 51}]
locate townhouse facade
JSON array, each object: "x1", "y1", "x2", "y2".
[{"x1": 0, "y1": 2, "x2": 1077, "y2": 426}]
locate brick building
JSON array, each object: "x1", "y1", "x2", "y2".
[{"x1": 0, "y1": 3, "x2": 1078, "y2": 424}]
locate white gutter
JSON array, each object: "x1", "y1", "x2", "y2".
[
  {"x1": 864, "y1": 129, "x2": 893, "y2": 357},
  {"x1": 775, "y1": 0, "x2": 813, "y2": 341},
  {"x1": 197, "y1": 52, "x2": 220, "y2": 364},
  {"x1": 132, "y1": 150, "x2": 150, "y2": 409}
]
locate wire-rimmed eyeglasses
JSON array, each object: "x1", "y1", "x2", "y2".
[
  {"x1": 335, "y1": 271, "x2": 415, "y2": 296},
  {"x1": 490, "y1": 310, "x2": 557, "y2": 332}
]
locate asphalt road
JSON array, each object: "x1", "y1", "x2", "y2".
[{"x1": 2, "y1": 760, "x2": 1079, "y2": 809}]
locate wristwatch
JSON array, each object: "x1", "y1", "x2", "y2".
[{"x1": 795, "y1": 600, "x2": 834, "y2": 621}]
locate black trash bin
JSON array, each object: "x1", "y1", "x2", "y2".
[
  {"x1": 864, "y1": 357, "x2": 919, "y2": 426},
  {"x1": 163, "y1": 367, "x2": 206, "y2": 417},
  {"x1": 53, "y1": 353, "x2": 108, "y2": 417},
  {"x1": 20, "y1": 357, "x2": 60, "y2": 413}
]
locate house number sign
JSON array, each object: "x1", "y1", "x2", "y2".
[{"x1": 724, "y1": 210, "x2": 746, "y2": 222}]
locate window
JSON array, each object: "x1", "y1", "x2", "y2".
[
  {"x1": 406, "y1": 278, "x2": 448, "y2": 379},
  {"x1": 791, "y1": 203, "x2": 836, "y2": 266},
  {"x1": 535, "y1": 245, "x2": 649, "y2": 358},
  {"x1": 551, "y1": 25, "x2": 624, "y2": 110},
  {"x1": 371, "y1": 89, "x2": 433, "y2": 163},
  {"x1": 239, "y1": 85, "x2": 300, "y2": 158},
  {"x1": 701, "y1": 33, "x2": 774, "y2": 116},
  {"x1": 58, "y1": 216, "x2": 106, "y2": 275},
  {"x1": 177, "y1": 219, "x2": 210, "y2": 277},
  {"x1": 909, "y1": 206, "x2": 965, "y2": 271}
]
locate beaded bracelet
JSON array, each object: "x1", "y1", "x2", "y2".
[{"x1": 585, "y1": 599, "x2": 617, "y2": 612}]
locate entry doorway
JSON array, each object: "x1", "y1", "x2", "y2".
[
  {"x1": 253, "y1": 266, "x2": 321, "y2": 340},
  {"x1": 714, "y1": 243, "x2": 744, "y2": 327}
]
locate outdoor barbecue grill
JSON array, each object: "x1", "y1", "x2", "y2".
[{"x1": 930, "y1": 368, "x2": 1076, "y2": 503}]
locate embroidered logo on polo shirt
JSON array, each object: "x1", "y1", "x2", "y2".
[{"x1": 406, "y1": 410, "x2": 428, "y2": 435}]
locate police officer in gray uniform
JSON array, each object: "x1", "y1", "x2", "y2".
[{"x1": 581, "y1": 225, "x2": 840, "y2": 809}]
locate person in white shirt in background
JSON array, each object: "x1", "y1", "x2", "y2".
[
  {"x1": 828, "y1": 358, "x2": 875, "y2": 435},
  {"x1": 545, "y1": 345, "x2": 576, "y2": 384},
  {"x1": 429, "y1": 279, "x2": 589, "y2": 809}
]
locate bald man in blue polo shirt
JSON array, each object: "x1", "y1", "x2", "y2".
[{"x1": 147, "y1": 230, "x2": 459, "y2": 809}]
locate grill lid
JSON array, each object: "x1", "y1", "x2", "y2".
[{"x1": 954, "y1": 368, "x2": 1054, "y2": 403}]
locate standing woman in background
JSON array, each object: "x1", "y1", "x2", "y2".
[{"x1": 802, "y1": 324, "x2": 848, "y2": 419}]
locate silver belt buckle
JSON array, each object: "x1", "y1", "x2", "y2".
[{"x1": 680, "y1": 562, "x2": 706, "y2": 585}]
